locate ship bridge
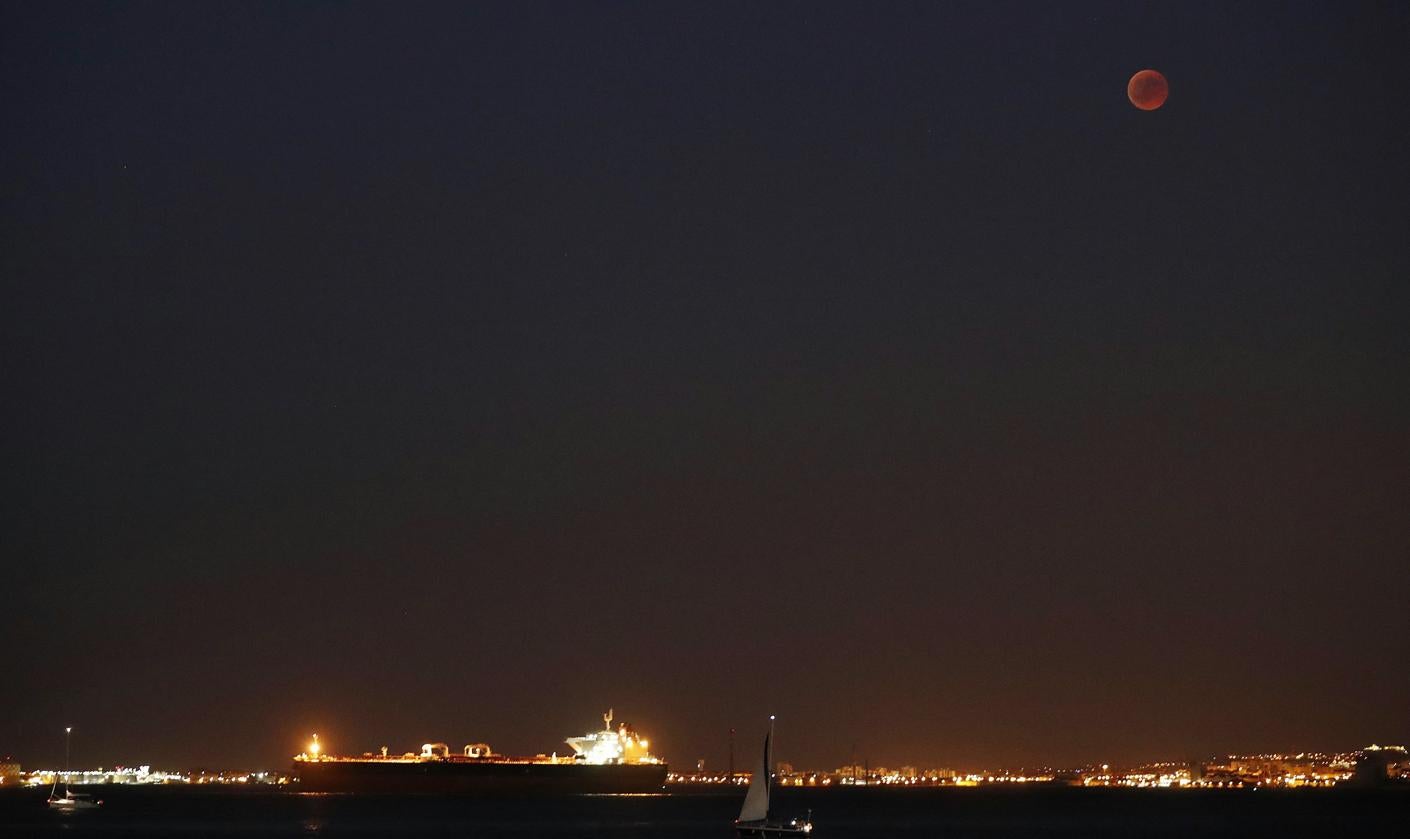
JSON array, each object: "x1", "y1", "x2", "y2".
[{"x1": 565, "y1": 709, "x2": 661, "y2": 765}]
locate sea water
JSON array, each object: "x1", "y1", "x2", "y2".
[{"x1": 1, "y1": 785, "x2": 1404, "y2": 837}]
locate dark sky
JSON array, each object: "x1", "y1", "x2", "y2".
[{"x1": 4, "y1": 1, "x2": 1408, "y2": 772}]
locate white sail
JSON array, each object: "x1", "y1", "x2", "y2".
[{"x1": 738, "y1": 731, "x2": 770, "y2": 823}]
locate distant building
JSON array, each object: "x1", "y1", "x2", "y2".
[
  {"x1": 1352, "y1": 745, "x2": 1409, "y2": 786},
  {"x1": 0, "y1": 757, "x2": 20, "y2": 784}
]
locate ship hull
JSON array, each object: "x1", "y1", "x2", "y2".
[{"x1": 295, "y1": 760, "x2": 668, "y2": 795}]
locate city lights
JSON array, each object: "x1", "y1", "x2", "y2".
[{"x1": 666, "y1": 745, "x2": 1408, "y2": 789}]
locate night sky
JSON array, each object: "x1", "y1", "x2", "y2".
[{"x1": 5, "y1": 1, "x2": 1408, "y2": 772}]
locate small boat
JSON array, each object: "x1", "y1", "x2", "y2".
[
  {"x1": 47, "y1": 790, "x2": 102, "y2": 811},
  {"x1": 734, "y1": 717, "x2": 812, "y2": 837},
  {"x1": 48, "y1": 726, "x2": 102, "y2": 811}
]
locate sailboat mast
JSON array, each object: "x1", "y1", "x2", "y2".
[
  {"x1": 51, "y1": 726, "x2": 72, "y2": 800},
  {"x1": 767, "y1": 715, "x2": 775, "y2": 818}
]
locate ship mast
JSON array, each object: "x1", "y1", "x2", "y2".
[{"x1": 728, "y1": 727, "x2": 735, "y2": 784}]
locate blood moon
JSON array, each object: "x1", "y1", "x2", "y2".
[{"x1": 1127, "y1": 69, "x2": 1169, "y2": 110}]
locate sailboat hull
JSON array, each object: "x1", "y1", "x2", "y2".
[
  {"x1": 48, "y1": 791, "x2": 102, "y2": 811},
  {"x1": 49, "y1": 799, "x2": 102, "y2": 811}
]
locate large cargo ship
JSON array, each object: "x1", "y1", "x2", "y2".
[{"x1": 293, "y1": 710, "x2": 667, "y2": 795}]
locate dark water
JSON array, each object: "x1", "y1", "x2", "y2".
[{"x1": 2, "y1": 786, "x2": 1405, "y2": 837}]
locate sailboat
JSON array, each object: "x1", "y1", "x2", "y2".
[
  {"x1": 734, "y1": 717, "x2": 812, "y2": 837},
  {"x1": 48, "y1": 727, "x2": 101, "y2": 811}
]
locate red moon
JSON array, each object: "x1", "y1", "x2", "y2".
[{"x1": 1127, "y1": 69, "x2": 1169, "y2": 110}]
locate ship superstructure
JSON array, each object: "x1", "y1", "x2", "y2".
[{"x1": 565, "y1": 709, "x2": 658, "y2": 765}]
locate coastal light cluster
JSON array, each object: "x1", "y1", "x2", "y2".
[
  {"x1": 669, "y1": 746, "x2": 1408, "y2": 789},
  {"x1": 11, "y1": 767, "x2": 289, "y2": 786},
  {"x1": 6, "y1": 746, "x2": 1404, "y2": 791}
]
